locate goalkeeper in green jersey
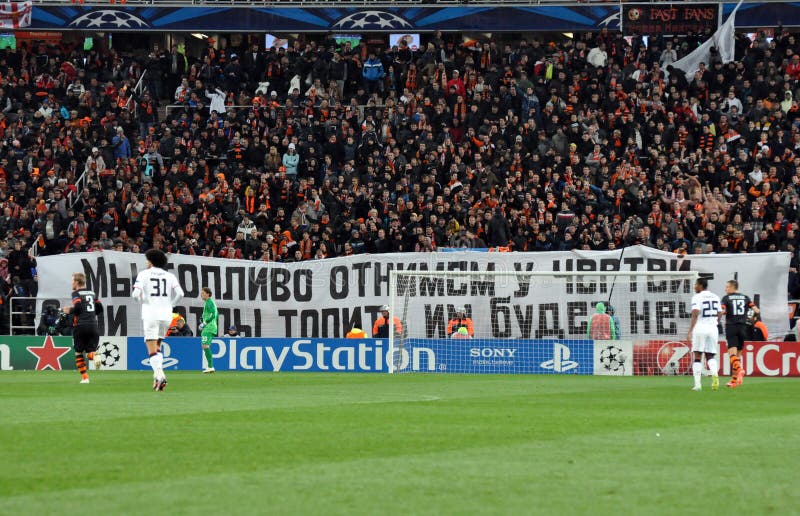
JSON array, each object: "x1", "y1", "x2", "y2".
[{"x1": 199, "y1": 287, "x2": 218, "y2": 373}]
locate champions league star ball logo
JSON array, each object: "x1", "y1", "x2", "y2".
[
  {"x1": 70, "y1": 10, "x2": 150, "y2": 29},
  {"x1": 332, "y1": 11, "x2": 412, "y2": 30},
  {"x1": 97, "y1": 341, "x2": 121, "y2": 368},
  {"x1": 599, "y1": 345, "x2": 626, "y2": 373}
]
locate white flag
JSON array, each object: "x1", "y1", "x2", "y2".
[
  {"x1": 0, "y1": 2, "x2": 32, "y2": 29},
  {"x1": 671, "y1": 2, "x2": 740, "y2": 79}
]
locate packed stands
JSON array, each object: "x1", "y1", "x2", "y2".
[{"x1": 1, "y1": 29, "x2": 800, "y2": 300}]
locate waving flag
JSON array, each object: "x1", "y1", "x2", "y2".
[
  {"x1": 670, "y1": 1, "x2": 741, "y2": 78},
  {"x1": 0, "y1": 2, "x2": 32, "y2": 29}
]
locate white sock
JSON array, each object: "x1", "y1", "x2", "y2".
[
  {"x1": 692, "y1": 361, "x2": 702, "y2": 387},
  {"x1": 150, "y1": 352, "x2": 164, "y2": 380},
  {"x1": 707, "y1": 357, "x2": 719, "y2": 377},
  {"x1": 150, "y1": 353, "x2": 159, "y2": 377}
]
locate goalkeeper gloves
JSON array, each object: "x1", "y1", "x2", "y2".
[{"x1": 199, "y1": 323, "x2": 206, "y2": 330}]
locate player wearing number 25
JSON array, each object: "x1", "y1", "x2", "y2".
[
  {"x1": 688, "y1": 277, "x2": 722, "y2": 392},
  {"x1": 132, "y1": 249, "x2": 184, "y2": 392}
]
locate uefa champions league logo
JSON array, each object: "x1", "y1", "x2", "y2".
[
  {"x1": 599, "y1": 345, "x2": 626, "y2": 373},
  {"x1": 332, "y1": 11, "x2": 412, "y2": 30},
  {"x1": 97, "y1": 341, "x2": 121, "y2": 368},
  {"x1": 70, "y1": 10, "x2": 150, "y2": 29}
]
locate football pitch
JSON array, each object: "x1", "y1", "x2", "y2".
[{"x1": 1, "y1": 373, "x2": 798, "y2": 515}]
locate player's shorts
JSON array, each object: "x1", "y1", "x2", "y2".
[
  {"x1": 143, "y1": 319, "x2": 171, "y2": 341},
  {"x1": 692, "y1": 326, "x2": 719, "y2": 354},
  {"x1": 72, "y1": 326, "x2": 100, "y2": 354},
  {"x1": 725, "y1": 324, "x2": 749, "y2": 350},
  {"x1": 201, "y1": 329, "x2": 217, "y2": 346}
]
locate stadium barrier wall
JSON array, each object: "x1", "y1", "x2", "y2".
[
  {"x1": 634, "y1": 340, "x2": 800, "y2": 377},
  {"x1": 0, "y1": 335, "x2": 127, "y2": 371},
  {"x1": 128, "y1": 337, "x2": 435, "y2": 373},
  {"x1": 26, "y1": 3, "x2": 800, "y2": 33},
  {"x1": 34, "y1": 247, "x2": 791, "y2": 340},
  {"x1": 0, "y1": 336, "x2": 619, "y2": 375},
  {"x1": 1, "y1": 335, "x2": 798, "y2": 376},
  {"x1": 133, "y1": 337, "x2": 607, "y2": 374}
]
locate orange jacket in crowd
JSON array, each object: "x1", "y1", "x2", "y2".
[
  {"x1": 373, "y1": 316, "x2": 402, "y2": 338},
  {"x1": 447, "y1": 317, "x2": 475, "y2": 337},
  {"x1": 346, "y1": 328, "x2": 367, "y2": 339}
]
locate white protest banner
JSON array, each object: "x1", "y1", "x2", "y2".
[{"x1": 36, "y1": 247, "x2": 789, "y2": 339}]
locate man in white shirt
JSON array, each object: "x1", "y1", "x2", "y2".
[
  {"x1": 748, "y1": 164, "x2": 763, "y2": 186},
  {"x1": 205, "y1": 88, "x2": 227, "y2": 117},
  {"x1": 659, "y1": 42, "x2": 678, "y2": 66},
  {"x1": 722, "y1": 91, "x2": 743, "y2": 115},
  {"x1": 132, "y1": 249, "x2": 184, "y2": 391},
  {"x1": 586, "y1": 43, "x2": 608, "y2": 68},
  {"x1": 687, "y1": 277, "x2": 722, "y2": 391}
]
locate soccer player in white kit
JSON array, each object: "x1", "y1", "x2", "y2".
[
  {"x1": 687, "y1": 277, "x2": 722, "y2": 391},
  {"x1": 132, "y1": 249, "x2": 184, "y2": 391}
]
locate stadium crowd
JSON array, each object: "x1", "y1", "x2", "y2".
[{"x1": 2, "y1": 28, "x2": 800, "y2": 305}]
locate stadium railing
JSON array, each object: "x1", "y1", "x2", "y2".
[
  {"x1": 9, "y1": 297, "x2": 38, "y2": 336},
  {"x1": 29, "y1": 167, "x2": 88, "y2": 258},
  {"x1": 165, "y1": 102, "x2": 372, "y2": 121}
]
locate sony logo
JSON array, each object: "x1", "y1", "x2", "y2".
[{"x1": 470, "y1": 348, "x2": 517, "y2": 358}]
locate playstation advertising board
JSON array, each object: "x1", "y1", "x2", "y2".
[{"x1": 2, "y1": 336, "x2": 798, "y2": 377}]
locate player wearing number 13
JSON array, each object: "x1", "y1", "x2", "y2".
[
  {"x1": 720, "y1": 279, "x2": 757, "y2": 388},
  {"x1": 132, "y1": 249, "x2": 184, "y2": 392},
  {"x1": 688, "y1": 277, "x2": 722, "y2": 391}
]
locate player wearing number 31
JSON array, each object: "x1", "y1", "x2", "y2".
[
  {"x1": 132, "y1": 249, "x2": 184, "y2": 392},
  {"x1": 687, "y1": 277, "x2": 722, "y2": 392}
]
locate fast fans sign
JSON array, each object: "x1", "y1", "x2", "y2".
[
  {"x1": 36, "y1": 247, "x2": 790, "y2": 340},
  {"x1": 622, "y1": 3, "x2": 718, "y2": 35}
]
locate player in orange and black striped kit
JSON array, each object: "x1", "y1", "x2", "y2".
[
  {"x1": 62, "y1": 272, "x2": 102, "y2": 384},
  {"x1": 720, "y1": 279, "x2": 757, "y2": 388}
]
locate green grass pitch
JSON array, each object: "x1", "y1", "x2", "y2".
[{"x1": 1, "y1": 372, "x2": 798, "y2": 515}]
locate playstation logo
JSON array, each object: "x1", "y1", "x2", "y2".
[
  {"x1": 540, "y1": 343, "x2": 579, "y2": 372},
  {"x1": 140, "y1": 342, "x2": 179, "y2": 368}
]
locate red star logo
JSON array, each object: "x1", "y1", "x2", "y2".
[{"x1": 27, "y1": 336, "x2": 71, "y2": 371}]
